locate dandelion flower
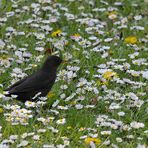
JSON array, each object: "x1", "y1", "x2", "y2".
[
  {"x1": 51, "y1": 29, "x2": 62, "y2": 37},
  {"x1": 85, "y1": 137, "x2": 101, "y2": 145},
  {"x1": 124, "y1": 36, "x2": 138, "y2": 44},
  {"x1": 103, "y1": 70, "x2": 117, "y2": 80}
]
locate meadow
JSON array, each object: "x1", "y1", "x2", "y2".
[{"x1": 0, "y1": 0, "x2": 148, "y2": 147}]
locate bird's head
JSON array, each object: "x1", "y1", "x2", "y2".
[{"x1": 42, "y1": 56, "x2": 62, "y2": 71}]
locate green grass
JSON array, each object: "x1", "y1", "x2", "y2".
[{"x1": 0, "y1": 0, "x2": 148, "y2": 147}]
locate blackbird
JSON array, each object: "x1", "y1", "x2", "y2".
[{"x1": 5, "y1": 55, "x2": 62, "y2": 102}]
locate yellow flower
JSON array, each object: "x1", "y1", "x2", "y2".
[
  {"x1": 51, "y1": 29, "x2": 62, "y2": 37},
  {"x1": 103, "y1": 71, "x2": 117, "y2": 80},
  {"x1": 47, "y1": 92, "x2": 55, "y2": 98},
  {"x1": 124, "y1": 36, "x2": 138, "y2": 44},
  {"x1": 0, "y1": 108, "x2": 3, "y2": 114},
  {"x1": 85, "y1": 137, "x2": 101, "y2": 145}
]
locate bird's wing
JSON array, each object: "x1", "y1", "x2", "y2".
[
  {"x1": 9, "y1": 71, "x2": 56, "y2": 94},
  {"x1": 5, "y1": 77, "x2": 28, "y2": 91}
]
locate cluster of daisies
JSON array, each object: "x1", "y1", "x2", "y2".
[{"x1": 0, "y1": 0, "x2": 148, "y2": 147}]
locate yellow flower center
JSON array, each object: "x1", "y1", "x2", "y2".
[
  {"x1": 85, "y1": 137, "x2": 101, "y2": 145},
  {"x1": 108, "y1": 11, "x2": 117, "y2": 19},
  {"x1": 47, "y1": 92, "x2": 55, "y2": 98}
]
